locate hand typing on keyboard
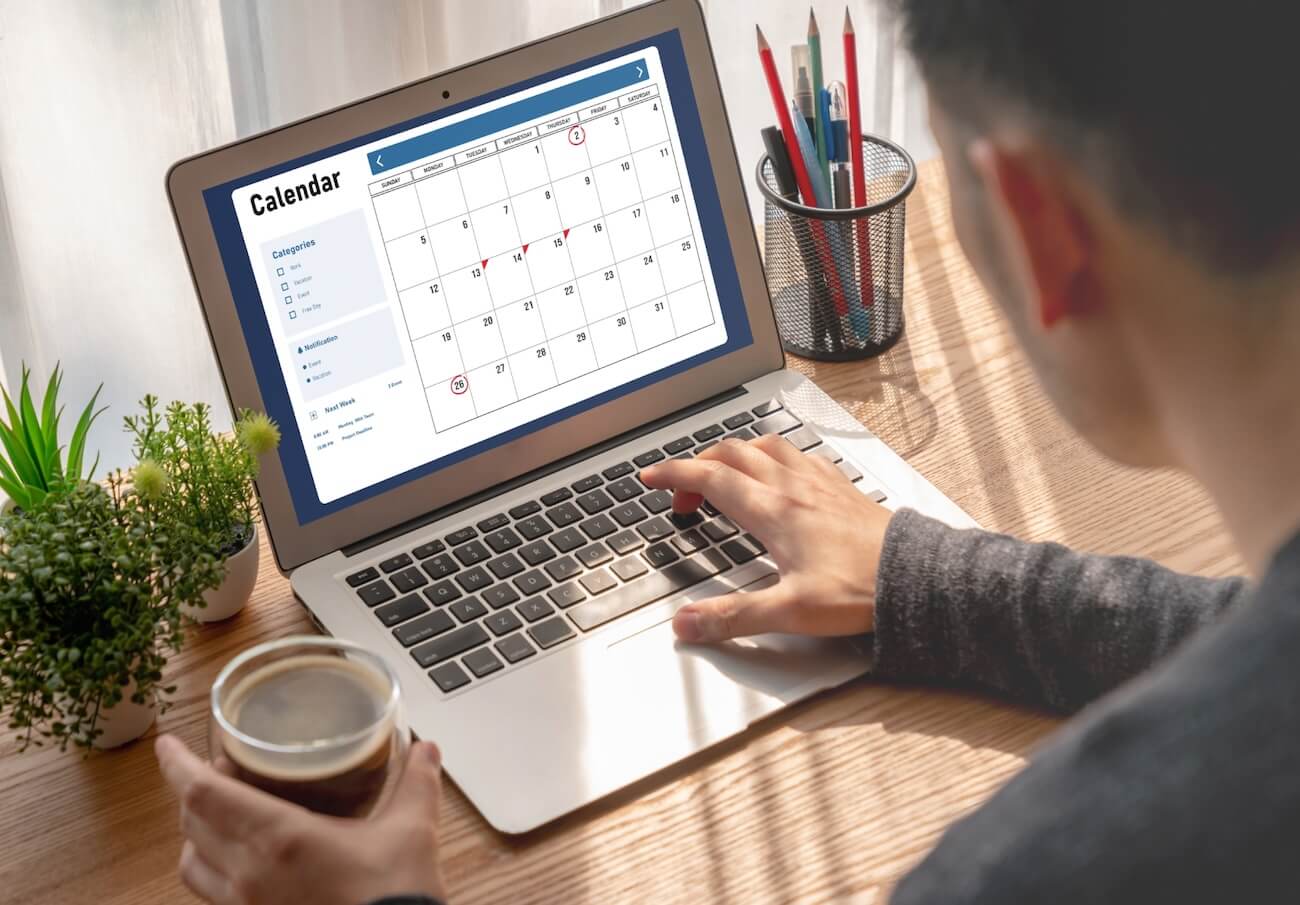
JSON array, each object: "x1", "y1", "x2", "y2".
[{"x1": 639, "y1": 434, "x2": 893, "y2": 644}]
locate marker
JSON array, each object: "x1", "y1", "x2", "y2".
[{"x1": 791, "y1": 45, "x2": 816, "y2": 139}]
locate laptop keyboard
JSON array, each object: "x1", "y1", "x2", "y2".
[{"x1": 343, "y1": 399, "x2": 886, "y2": 695}]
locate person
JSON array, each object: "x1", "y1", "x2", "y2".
[{"x1": 157, "y1": 0, "x2": 1300, "y2": 901}]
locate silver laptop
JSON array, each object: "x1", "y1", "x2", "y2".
[{"x1": 167, "y1": 0, "x2": 973, "y2": 833}]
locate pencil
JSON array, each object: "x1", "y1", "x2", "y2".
[
  {"x1": 843, "y1": 8, "x2": 876, "y2": 308},
  {"x1": 808, "y1": 8, "x2": 831, "y2": 187},
  {"x1": 757, "y1": 25, "x2": 849, "y2": 318}
]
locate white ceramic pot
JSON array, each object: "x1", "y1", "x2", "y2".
[
  {"x1": 92, "y1": 683, "x2": 158, "y2": 750},
  {"x1": 184, "y1": 524, "x2": 261, "y2": 623}
]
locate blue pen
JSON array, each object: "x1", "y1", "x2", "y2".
[
  {"x1": 790, "y1": 101, "x2": 868, "y2": 337},
  {"x1": 819, "y1": 88, "x2": 835, "y2": 165}
]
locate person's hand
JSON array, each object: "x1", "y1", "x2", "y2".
[
  {"x1": 639, "y1": 434, "x2": 894, "y2": 643},
  {"x1": 155, "y1": 734, "x2": 448, "y2": 905}
]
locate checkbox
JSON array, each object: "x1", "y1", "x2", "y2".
[
  {"x1": 276, "y1": 267, "x2": 285, "y2": 276},
  {"x1": 280, "y1": 282, "x2": 289, "y2": 291},
  {"x1": 284, "y1": 296, "x2": 293, "y2": 305},
  {"x1": 288, "y1": 310, "x2": 298, "y2": 320}
]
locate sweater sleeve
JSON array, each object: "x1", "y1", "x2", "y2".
[{"x1": 871, "y1": 509, "x2": 1249, "y2": 713}]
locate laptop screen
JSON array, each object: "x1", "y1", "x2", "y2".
[{"x1": 203, "y1": 29, "x2": 753, "y2": 526}]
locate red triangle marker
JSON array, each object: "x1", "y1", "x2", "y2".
[
  {"x1": 522, "y1": 243, "x2": 529, "y2": 254},
  {"x1": 562, "y1": 227, "x2": 570, "y2": 239},
  {"x1": 481, "y1": 258, "x2": 489, "y2": 270}
]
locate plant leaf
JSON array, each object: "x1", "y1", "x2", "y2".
[
  {"x1": 39, "y1": 366, "x2": 60, "y2": 442},
  {"x1": 17, "y1": 367, "x2": 50, "y2": 488},
  {"x1": 66, "y1": 387, "x2": 105, "y2": 483},
  {"x1": 0, "y1": 413, "x2": 41, "y2": 487}
]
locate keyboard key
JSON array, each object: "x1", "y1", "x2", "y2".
[
  {"x1": 375, "y1": 593, "x2": 428, "y2": 627},
  {"x1": 721, "y1": 537, "x2": 762, "y2": 564},
  {"x1": 640, "y1": 489, "x2": 673, "y2": 513},
  {"x1": 725, "y1": 427, "x2": 756, "y2": 442},
  {"x1": 509, "y1": 500, "x2": 541, "y2": 519},
  {"x1": 545, "y1": 555, "x2": 582, "y2": 583},
  {"x1": 702, "y1": 501, "x2": 720, "y2": 517},
  {"x1": 610, "y1": 501, "x2": 647, "y2": 527},
  {"x1": 517, "y1": 596, "x2": 555, "y2": 623},
  {"x1": 393, "y1": 609, "x2": 455, "y2": 647},
  {"x1": 575, "y1": 489, "x2": 614, "y2": 514},
  {"x1": 751, "y1": 399, "x2": 783, "y2": 417},
  {"x1": 528, "y1": 616, "x2": 575, "y2": 649},
  {"x1": 867, "y1": 488, "x2": 888, "y2": 504},
  {"x1": 476, "y1": 513, "x2": 509, "y2": 533},
  {"x1": 514, "y1": 569, "x2": 552, "y2": 595},
  {"x1": 606, "y1": 476, "x2": 644, "y2": 502},
  {"x1": 809, "y1": 444, "x2": 844, "y2": 464},
  {"x1": 483, "y1": 526, "x2": 522, "y2": 553},
  {"x1": 643, "y1": 542, "x2": 680, "y2": 569},
  {"x1": 571, "y1": 474, "x2": 603, "y2": 493},
  {"x1": 696, "y1": 440, "x2": 719, "y2": 453},
  {"x1": 579, "y1": 514, "x2": 617, "y2": 539},
  {"x1": 550, "y1": 526, "x2": 586, "y2": 553},
  {"x1": 422, "y1": 554, "x2": 459, "y2": 580},
  {"x1": 454, "y1": 540, "x2": 490, "y2": 566},
  {"x1": 412, "y1": 623, "x2": 490, "y2": 667},
  {"x1": 357, "y1": 580, "x2": 396, "y2": 607},
  {"x1": 379, "y1": 553, "x2": 412, "y2": 574},
  {"x1": 429, "y1": 662, "x2": 471, "y2": 693},
  {"x1": 486, "y1": 552, "x2": 525, "y2": 581},
  {"x1": 637, "y1": 516, "x2": 674, "y2": 542},
  {"x1": 568, "y1": 549, "x2": 731, "y2": 632},
  {"x1": 663, "y1": 436, "x2": 694, "y2": 455},
  {"x1": 607, "y1": 529, "x2": 644, "y2": 555},
  {"x1": 484, "y1": 609, "x2": 523, "y2": 636},
  {"x1": 670, "y1": 511, "x2": 703, "y2": 530},
  {"x1": 723, "y1": 411, "x2": 754, "y2": 430},
  {"x1": 546, "y1": 502, "x2": 583, "y2": 528},
  {"x1": 423, "y1": 579, "x2": 462, "y2": 607},
  {"x1": 611, "y1": 556, "x2": 649, "y2": 582},
  {"x1": 692, "y1": 424, "x2": 724, "y2": 443},
  {"x1": 702, "y1": 518, "x2": 739, "y2": 542},
  {"x1": 482, "y1": 583, "x2": 521, "y2": 611},
  {"x1": 463, "y1": 647, "x2": 504, "y2": 678},
  {"x1": 785, "y1": 427, "x2": 822, "y2": 451},
  {"x1": 837, "y1": 459, "x2": 864, "y2": 482},
  {"x1": 445, "y1": 526, "x2": 477, "y2": 546},
  {"x1": 495, "y1": 632, "x2": 536, "y2": 663},
  {"x1": 519, "y1": 540, "x2": 556, "y2": 566},
  {"x1": 743, "y1": 533, "x2": 767, "y2": 554},
  {"x1": 580, "y1": 569, "x2": 618, "y2": 596},
  {"x1": 412, "y1": 540, "x2": 445, "y2": 560},
  {"x1": 450, "y1": 595, "x2": 488, "y2": 623},
  {"x1": 455, "y1": 565, "x2": 492, "y2": 593},
  {"x1": 753, "y1": 410, "x2": 801, "y2": 436},
  {"x1": 601, "y1": 461, "x2": 635, "y2": 480},
  {"x1": 540, "y1": 487, "x2": 572, "y2": 506},
  {"x1": 516, "y1": 515, "x2": 553, "y2": 540},
  {"x1": 548, "y1": 582, "x2": 587, "y2": 608},
  {"x1": 345, "y1": 566, "x2": 379, "y2": 587},
  {"x1": 390, "y1": 567, "x2": 428, "y2": 594},
  {"x1": 633, "y1": 448, "x2": 665, "y2": 468},
  {"x1": 672, "y1": 528, "x2": 709, "y2": 556},
  {"x1": 576, "y1": 542, "x2": 614, "y2": 568}
]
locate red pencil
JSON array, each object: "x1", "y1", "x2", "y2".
[
  {"x1": 757, "y1": 25, "x2": 849, "y2": 317},
  {"x1": 843, "y1": 9, "x2": 876, "y2": 307}
]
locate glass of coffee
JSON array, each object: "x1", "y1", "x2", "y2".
[{"x1": 209, "y1": 636, "x2": 409, "y2": 818}]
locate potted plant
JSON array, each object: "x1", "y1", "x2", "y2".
[
  {"x1": 0, "y1": 478, "x2": 224, "y2": 750},
  {"x1": 0, "y1": 364, "x2": 103, "y2": 515},
  {"x1": 124, "y1": 397, "x2": 280, "y2": 622}
]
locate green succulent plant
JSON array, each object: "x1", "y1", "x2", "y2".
[{"x1": 0, "y1": 364, "x2": 104, "y2": 511}]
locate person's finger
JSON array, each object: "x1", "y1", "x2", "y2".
[
  {"x1": 156, "y1": 734, "x2": 295, "y2": 838},
  {"x1": 380, "y1": 740, "x2": 444, "y2": 823},
  {"x1": 672, "y1": 580, "x2": 799, "y2": 642},
  {"x1": 747, "y1": 433, "x2": 810, "y2": 470},
  {"x1": 667, "y1": 438, "x2": 789, "y2": 514},
  {"x1": 178, "y1": 840, "x2": 238, "y2": 905},
  {"x1": 639, "y1": 457, "x2": 779, "y2": 531}
]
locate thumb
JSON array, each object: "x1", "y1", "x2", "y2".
[
  {"x1": 672, "y1": 581, "x2": 793, "y2": 643},
  {"x1": 381, "y1": 740, "x2": 443, "y2": 822}
]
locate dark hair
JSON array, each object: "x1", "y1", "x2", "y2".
[{"x1": 893, "y1": 1, "x2": 1300, "y2": 273}]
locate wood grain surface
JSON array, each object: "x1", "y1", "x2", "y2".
[{"x1": 0, "y1": 158, "x2": 1243, "y2": 905}]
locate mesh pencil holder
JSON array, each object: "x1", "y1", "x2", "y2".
[{"x1": 756, "y1": 133, "x2": 916, "y2": 360}]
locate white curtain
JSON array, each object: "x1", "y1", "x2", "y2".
[{"x1": 0, "y1": 0, "x2": 930, "y2": 477}]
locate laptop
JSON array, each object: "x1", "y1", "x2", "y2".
[{"x1": 167, "y1": 0, "x2": 973, "y2": 833}]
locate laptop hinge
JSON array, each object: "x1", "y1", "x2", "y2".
[{"x1": 341, "y1": 384, "x2": 748, "y2": 558}]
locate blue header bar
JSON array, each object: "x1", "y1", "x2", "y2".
[{"x1": 367, "y1": 59, "x2": 648, "y2": 175}]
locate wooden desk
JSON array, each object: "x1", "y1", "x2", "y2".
[{"x1": 0, "y1": 158, "x2": 1243, "y2": 905}]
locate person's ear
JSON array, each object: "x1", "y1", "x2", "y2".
[{"x1": 967, "y1": 138, "x2": 1094, "y2": 329}]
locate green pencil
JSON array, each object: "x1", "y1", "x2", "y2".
[{"x1": 808, "y1": 7, "x2": 831, "y2": 186}]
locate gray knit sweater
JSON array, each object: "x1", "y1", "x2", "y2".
[{"x1": 875, "y1": 509, "x2": 1300, "y2": 903}]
